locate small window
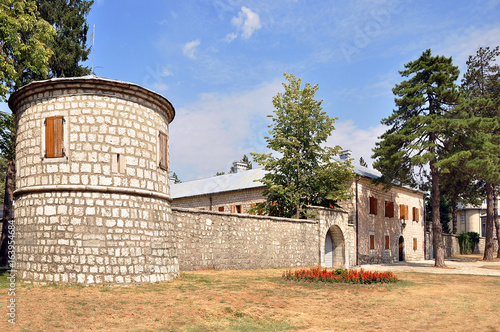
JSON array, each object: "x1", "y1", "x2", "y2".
[
  {"x1": 370, "y1": 235, "x2": 375, "y2": 250},
  {"x1": 412, "y1": 207, "x2": 419, "y2": 222},
  {"x1": 385, "y1": 201, "x2": 394, "y2": 218},
  {"x1": 369, "y1": 197, "x2": 378, "y2": 215},
  {"x1": 218, "y1": 207, "x2": 224, "y2": 212},
  {"x1": 45, "y1": 116, "x2": 64, "y2": 158},
  {"x1": 400, "y1": 204, "x2": 409, "y2": 220},
  {"x1": 230, "y1": 205, "x2": 241, "y2": 213},
  {"x1": 158, "y1": 131, "x2": 168, "y2": 171},
  {"x1": 413, "y1": 238, "x2": 418, "y2": 250},
  {"x1": 385, "y1": 235, "x2": 390, "y2": 250},
  {"x1": 461, "y1": 214, "x2": 465, "y2": 223}
]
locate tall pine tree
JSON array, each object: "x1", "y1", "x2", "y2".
[
  {"x1": 372, "y1": 49, "x2": 460, "y2": 267},
  {"x1": 448, "y1": 46, "x2": 500, "y2": 260}
]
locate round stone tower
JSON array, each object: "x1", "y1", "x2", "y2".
[{"x1": 9, "y1": 76, "x2": 178, "y2": 285}]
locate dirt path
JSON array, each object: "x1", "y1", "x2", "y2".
[{"x1": 360, "y1": 255, "x2": 500, "y2": 276}]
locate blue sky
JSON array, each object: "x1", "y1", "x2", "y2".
[{"x1": 4, "y1": 0, "x2": 500, "y2": 182}]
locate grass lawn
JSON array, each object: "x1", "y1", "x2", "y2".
[{"x1": 0, "y1": 266, "x2": 499, "y2": 331}]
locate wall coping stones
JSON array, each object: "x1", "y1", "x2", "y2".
[{"x1": 172, "y1": 207, "x2": 319, "y2": 225}]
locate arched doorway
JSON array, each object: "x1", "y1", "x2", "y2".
[
  {"x1": 399, "y1": 236, "x2": 405, "y2": 261},
  {"x1": 324, "y1": 225, "x2": 345, "y2": 268}
]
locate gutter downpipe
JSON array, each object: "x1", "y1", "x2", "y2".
[{"x1": 355, "y1": 175, "x2": 360, "y2": 266}]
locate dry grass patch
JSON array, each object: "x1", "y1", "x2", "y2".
[{"x1": 0, "y1": 268, "x2": 499, "y2": 331}]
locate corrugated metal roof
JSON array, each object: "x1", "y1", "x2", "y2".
[
  {"x1": 171, "y1": 162, "x2": 385, "y2": 199},
  {"x1": 171, "y1": 168, "x2": 268, "y2": 199}
]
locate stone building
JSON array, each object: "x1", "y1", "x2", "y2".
[
  {"x1": 10, "y1": 76, "x2": 178, "y2": 285},
  {"x1": 172, "y1": 156, "x2": 426, "y2": 265}
]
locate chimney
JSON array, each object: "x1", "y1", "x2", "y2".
[
  {"x1": 340, "y1": 150, "x2": 352, "y2": 160},
  {"x1": 233, "y1": 161, "x2": 249, "y2": 173}
]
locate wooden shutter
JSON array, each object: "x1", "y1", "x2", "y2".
[
  {"x1": 413, "y1": 238, "x2": 418, "y2": 250},
  {"x1": 218, "y1": 207, "x2": 224, "y2": 212},
  {"x1": 400, "y1": 204, "x2": 409, "y2": 220},
  {"x1": 45, "y1": 116, "x2": 64, "y2": 158},
  {"x1": 413, "y1": 207, "x2": 419, "y2": 222},
  {"x1": 370, "y1": 235, "x2": 375, "y2": 250},
  {"x1": 230, "y1": 205, "x2": 236, "y2": 213},
  {"x1": 385, "y1": 201, "x2": 394, "y2": 218},
  {"x1": 159, "y1": 131, "x2": 168, "y2": 170},
  {"x1": 385, "y1": 236, "x2": 390, "y2": 250},
  {"x1": 370, "y1": 197, "x2": 377, "y2": 215}
]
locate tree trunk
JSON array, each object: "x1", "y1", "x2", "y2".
[
  {"x1": 430, "y1": 162, "x2": 445, "y2": 267},
  {"x1": 483, "y1": 182, "x2": 495, "y2": 261},
  {"x1": 0, "y1": 160, "x2": 15, "y2": 267},
  {"x1": 495, "y1": 187, "x2": 500, "y2": 258}
]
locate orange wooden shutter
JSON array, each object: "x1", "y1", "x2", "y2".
[
  {"x1": 230, "y1": 205, "x2": 236, "y2": 213},
  {"x1": 159, "y1": 131, "x2": 168, "y2": 170},
  {"x1": 413, "y1": 238, "x2": 418, "y2": 250},
  {"x1": 45, "y1": 117, "x2": 64, "y2": 158}
]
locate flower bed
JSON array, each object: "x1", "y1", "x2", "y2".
[{"x1": 282, "y1": 267, "x2": 398, "y2": 284}]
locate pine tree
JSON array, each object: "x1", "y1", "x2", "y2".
[
  {"x1": 251, "y1": 73, "x2": 353, "y2": 219},
  {"x1": 34, "y1": 0, "x2": 94, "y2": 79},
  {"x1": 372, "y1": 49, "x2": 460, "y2": 267},
  {"x1": 449, "y1": 46, "x2": 500, "y2": 260}
]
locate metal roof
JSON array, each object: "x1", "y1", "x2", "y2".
[
  {"x1": 171, "y1": 162, "x2": 384, "y2": 199},
  {"x1": 171, "y1": 168, "x2": 268, "y2": 199}
]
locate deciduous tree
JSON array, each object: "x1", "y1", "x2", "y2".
[
  {"x1": 372, "y1": 49, "x2": 460, "y2": 267},
  {"x1": 251, "y1": 73, "x2": 353, "y2": 219}
]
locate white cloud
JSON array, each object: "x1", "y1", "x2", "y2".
[
  {"x1": 326, "y1": 120, "x2": 388, "y2": 168},
  {"x1": 183, "y1": 39, "x2": 201, "y2": 59},
  {"x1": 170, "y1": 79, "x2": 282, "y2": 180},
  {"x1": 231, "y1": 6, "x2": 262, "y2": 40},
  {"x1": 224, "y1": 32, "x2": 238, "y2": 43}
]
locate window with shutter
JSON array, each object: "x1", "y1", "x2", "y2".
[
  {"x1": 400, "y1": 204, "x2": 409, "y2": 220},
  {"x1": 45, "y1": 116, "x2": 64, "y2": 158},
  {"x1": 370, "y1": 235, "x2": 375, "y2": 250},
  {"x1": 385, "y1": 236, "x2": 390, "y2": 250},
  {"x1": 413, "y1": 207, "x2": 419, "y2": 222},
  {"x1": 369, "y1": 197, "x2": 377, "y2": 215},
  {"x1": 385, "y1": 201, "x2": 394, "y2": 218},
  {"x1": 413, "y1": 238, "x2": 418, "y2": 250},
  {"x1": 159, "y1": 131, "x2": 168, "y2": 171}
]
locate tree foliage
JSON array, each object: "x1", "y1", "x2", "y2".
[
  {"x1": 0, "y1": 0, "x2": 55, "y2": 101},
  {"x1": 251, "y1": 73, "x2": 353, "y2": 219},
  {"x1": 372, "y1": 49, "x2": 460, "y2": 267},
  {"x1": 447, "y1": 46, "x2": 500, "y2": 260},
  {"x1": 34, "y1": 0, "x2": 93, "y2": 79}
]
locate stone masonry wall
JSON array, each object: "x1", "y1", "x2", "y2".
[
  {"x1": 11, "y1": 77, "x2": 178, "y2": 284},
  {"x1": 343, "y1": 177, "x2": 425, "y2": 264},
  {"x1": 172, "y1": 187, "x2": 265, "y2": 214},
  {"x1": 172, "y1": 207, "x2": 320, "y2": 271}
]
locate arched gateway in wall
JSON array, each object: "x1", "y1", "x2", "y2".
[
  {"x1": 324, "y1": 225, "x2": 345, "y2": 269},
  {"x1": 9, "y1": 76, "x2": 179, "y2": 285}
]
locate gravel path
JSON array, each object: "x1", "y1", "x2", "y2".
[{"x1": 359, "y1": 258, "x2": 500, "y2": 276}]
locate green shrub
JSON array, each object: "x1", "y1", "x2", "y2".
[{"x1": 457, "y1": 232, "x2": 480, "y2": 254}]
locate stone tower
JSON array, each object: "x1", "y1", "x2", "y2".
[{"x1": 9, "y1": 76, "x2": 178, "y2": 285}]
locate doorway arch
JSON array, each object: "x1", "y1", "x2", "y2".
[
  {"x1": 324, "y1": 225, "x2": 345, "y2": 268},
  {"x1": 399, "y1": 236, "x2": 405, "y2": 261}
]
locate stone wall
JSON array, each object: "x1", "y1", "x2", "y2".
[
  {"x1": 172, "y1": 207, "x2": 322, "y2": 271},
  {"x1": 10, "y1": 77, "x2": 178, "y2": 285},
  {"x1": 348, "y1": 177, "x2": 425, "y2": 264}
]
